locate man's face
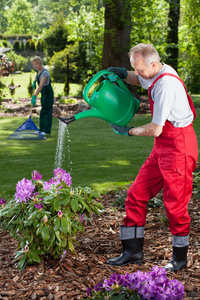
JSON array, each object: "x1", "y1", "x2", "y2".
[{"x1": 130, "y1": 53, "x2": 155, "y2": 79}]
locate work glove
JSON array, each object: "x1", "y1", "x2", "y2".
[
  {"x1": 107, "y1": 67, "x2": 128, "y2": 81},
  {"x1": 32, "y1": 80, "x2": 36, "y2": 89},
  {"x1": 111, "y1": 124, "x2": 133, "y2": 136},
  {"x1": 31, "y1": 95, "x2": 37, "y2": 106}
]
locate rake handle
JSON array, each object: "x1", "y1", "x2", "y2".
[{"x1": 30, "y1": 104, "x2": 33, "y2": 116}]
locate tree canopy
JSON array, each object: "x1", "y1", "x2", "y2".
[{"x1": 1, "y1": 0, "x2": 200, "y2": 92}]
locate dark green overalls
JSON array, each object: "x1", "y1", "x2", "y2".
[{"x1": 37, "y1": 69, "x2": 54, "y2": 134}]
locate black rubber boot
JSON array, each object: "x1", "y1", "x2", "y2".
[
  {"x1": 106, "y1": 237, "x2": 144, "y2": 266},
  {"x1": 164, "y1": 246, "x2": 188, "y2": 272}
]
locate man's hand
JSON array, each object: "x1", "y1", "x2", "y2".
[
  {"x1": 31, "y1": 95, "x2": 37, "y2": 106},
  {"x1": 111, "y1": 124, "x2": 133, "y2": 136},
  {"x1": 107, "y1": 67, "x2": 128, "y2": 81}
]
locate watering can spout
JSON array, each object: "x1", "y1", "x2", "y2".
[
  {"x1": 58, "y1": 109, "x2": 107, "y2": 125},
  {"x1": 58, "y1": 115, "x2": 76, "y2": 125},
  {"x1": 74, "y1": 108, "x2": 106, "y2": 121}
]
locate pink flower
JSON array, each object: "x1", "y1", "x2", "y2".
[
  {"x1": 0, "y1": 198, "x2": 6, "y2": 205},
  {"x1": 34, "y1": 202, "x2": 43, "y2": 210},
  {"x1": 61, "y1": 250, "x2": 67, "y2": 258},
  {"x1": 61, "y1": 172, "x2": 72, "y2": 187},
  {"x1": 58, "y1": 211, "x2": 63, "y2": 218},
  {"x1": 43, "y1": 182, "x2": 51, "y2": 191},
  {"x1": 54, "y1": 168, "x2": 64, "y2": 178},
  {"x1": 79, "y1": 213, "x2": 85, "y2": 223},
  {"x1": 15, "y1": 178, "x2": 35, "y2": 203},
  {"x1": 54, "y1": 168, "x2": 72, "y2": 187},
  {"x1": 32, "y1": 170, "x2": 42, "y2": 181}
]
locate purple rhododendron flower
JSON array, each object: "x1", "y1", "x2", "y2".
[
  {"x1": 94, "y1": 282, "x2": 103, "y2": 292},
  {"x1": 49, "y1": 177, "x2": 63, "y2": 189},
  {"x1": 43, "y1": 177, "x2": 63, "y2": 191},
  {"x1": 34, "y1": 203, "x2": 43, "y2": 209},
  {"x1": 54, "y1": 168, "x2": 64, "y2": 178},
  {"x1": 54, "y1": 168, "x2": 72, "y2": 187},
  {"x1": 43, "y1": 181, "x2": 51, "y2": 191},
  {"x1": 32, "y1": 170, "x2": 42, "y2": 181},
  {"x1": 103, "y1": 273, "x2": 128, "y2": 291},
  {"x1": 15, "y1": 178, "x2": 35, "y2": 203},
  {"x1": 91, "y1": 266, "x2": 185, "y2": 300},
  {"x1": 86, "y1": 287, "x2": 92, "y2": 297},
  {"x1": 0, "y1": 198, "x2": 6, "y2": 205},
  {"x1": 32, "y1": 192, "x2": 38, "y2": 199},
  {"x1": 61, "y1": 172, "x2": 72, "y2": 187}
]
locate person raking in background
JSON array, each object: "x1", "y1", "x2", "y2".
[
  {"x1": 31, "y1": 56, "x2": 54, "y2": 135},
  {"x1": 106, "y1": 43, "x2": 198, "y2": 272}
]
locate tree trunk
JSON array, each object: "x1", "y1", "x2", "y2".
[
  {"x1": 101, "y1": 0, "x2": 139, "y2": 97},
  {"x1": 166, "y1": 0, "x2": 180, "y2": 71},
  {"x1": 101, "y1": 0, "x2": 131, "y2": 69}
]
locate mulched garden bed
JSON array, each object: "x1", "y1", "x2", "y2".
[
  {"x1": 0, "y1": 190, "x2": 200, "y2": 300},
  {"x1": 0, "y1": 95, "x2": 151, "y2": 118},
  {"x1": 0, "y1": 97, "x2": 200, "y2": 299}
]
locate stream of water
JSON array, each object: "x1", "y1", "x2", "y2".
[{"x1": 54, "y1": 120, "x2": 72, "y2": 172}]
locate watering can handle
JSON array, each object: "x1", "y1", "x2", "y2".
[
  {"x1": 83, "y1": 70, "x2": 111, "y2": 104},
  {"x1": 83, "y1": 70, "x2": 132, "y2": 105}
]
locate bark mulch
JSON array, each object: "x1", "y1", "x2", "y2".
[
  {"x1": 1, "y1": 97, "x2": 200, "y2": 299},
  {"x1": 0, "y1": 190, "x2": 200, "y2": 300}
]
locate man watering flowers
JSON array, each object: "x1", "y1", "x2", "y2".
[
  {"x1": 31, "y1": 56, "x2": 54, "y2": 135},
  {"x1": 107, "y1": 43, "x2": 198, "y2": 272}
]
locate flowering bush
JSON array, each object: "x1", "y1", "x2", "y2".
[
  {"x1": 0, "y1": 168, "x2": 104, "y2": 270},
  {"x1": 0, "y1": 54, "x2": 14, "y2": 77},
  {"x1": 85, "y1": 266, "x2": 184, "y2": 300}
]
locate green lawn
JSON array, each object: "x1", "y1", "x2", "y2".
[
  {"x1": 1, "y1": 109, "x2": 200, "y2": 200},
  {"x1": 0, "y1": 114, "x2": 153, "y2": 199},
  {"x1": 1, "y1": 72, "x2": 80, "y2": 99},
  {"x1": 191, "y1": 94, "x2": 200, "y2": 106}
]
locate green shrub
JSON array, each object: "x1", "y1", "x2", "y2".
[
  {"x1": 30, "y1": 40, "x2": 36, "y2": 51},
  {"x1": 36, "y1": 40, "x2": 43, "y2": 52},
  {"x1": 25, "y1": 40, "x2": 31, "y2": 50},
  {"x1": 8, "y1": 78, "x2": 15, "y2": 97},
  {"x1": 27, "y1": 75, "x2": 34, "y2": 97},
  {"x1": 6, "y1": 51, "x2": 28, "y2": 72},
  {"x1": 0, "y1": 168, "x2": 104, "y2": 270},
  {"x1": 2, "y1": 37, "x2": 8, "y2": 47},
  {"x1": 13, "y1": 40, "x2": 21, "y2": 51},
  {"x1": 43, "y1": 17, "x2": 73, "y2": 58},
  {"x1": 49, "y1": 44, "x2": 79, "y2": 83},
  {"x1": 21, "y1": 40, "x2": 25, "y2": 51},
  {"x1": 0, "y1": 81, "x2": 6, "y2": 102}
]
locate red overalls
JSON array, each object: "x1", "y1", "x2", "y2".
[{"x1": 124, "y1": 73, "x2": 198, "y2": 236}]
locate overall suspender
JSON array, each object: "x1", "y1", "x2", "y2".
[{"x1": 148, "y1": 73, "x2": 196, "y2": 120}]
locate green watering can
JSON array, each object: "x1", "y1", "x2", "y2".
[{"x1": 58, "y1": 70, "x2": 140, "y2": 126}]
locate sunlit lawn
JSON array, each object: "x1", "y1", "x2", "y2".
[
  {"x1": 0, "y1": 114, "x2": 153, "y2": 199},
  {"x1": 0, "y1": 108, "x2": 200, "y2": 200},
  {"x1": 1, "y1": 72, "x2": 80, "y2": 99},
  {"x1": 1, "y1": 72, "x2": 200, "y2": 200}
]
